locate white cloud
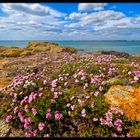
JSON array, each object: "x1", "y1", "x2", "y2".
[
  {"x1": 0, "y1": 3, "x2": 140, "y2": 40},
  {"x1": 1, "y1": 3, "x2": 65, "y2": 17},
  {"x1": 81, "y1": 10, "x2": 125, "y2": 25},
  {"x1": 78, "y1": 3, "x2": 107, "y2": 12},
  {"x1": 67, "y1": 12, "x2": 87, "y2": 20},
  {"x1": 64, "y1": 22, "x2": 84, "y2": 28}
]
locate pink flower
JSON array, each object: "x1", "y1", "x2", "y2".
[
  {"x1": 106, "y1": 121, "x2": 113, "y2": 128},
  {"x1": 70, "y1": 96, "x2": 75, "y2": 100},
  {"x1": 33, "y1": 129, "x2": 38, "y2": 136},
  {"x1": 111, "y1": 133, "x2": 117, "y2": 137},
  {"x1": 99, "y1": 86, "x2": 103, "y2": 91},
  {"x1": 39, "y1": 87, "x2": 43, "y2": 91},
  {"x1": 6, "y1": 115, "x2": 12, "y2": 123},
  {"x1": 81, "y1": 76, "x2": 86, "y2": 80},
  {"x1": 70, "y1": 105, "x2": 75, "y2": 110},
  {"x1": 24, "y1": 118, "x2": 31, "y2": 124},
  {"x1": 75, "y1": 79, "x2": 79, "y2": 83},
  {"x1": 91, "y1": 102, "x2": 95, "y2": 108},
  {"x1": 54, "y1": 92, "x2": 58, "y2": 99},
  {"x1": 18, "y1": 112, "x2": 23, "y2": 117},
  {"x1": 118, "y1": 109, "x2": 124, "y2": 115},
  {"x1": 101, "y1": 81, "x2": 106, "y2": 85},
  {"x1": 14, "y1": 106, "x2": 18, "y2": 114},
  {"x1": 79, "y1": 100, "x2": 85, "y2": 107},
  {"x1": 28, "y1": 95, "x2": 33, "y2": 103},
  {"x1": 55, "y1": 113, "x2": 63, "y2": 120},
  {"x1": 25, "y1": 132, "x2": 31, "y2": 137},
  {"x1": 10, "y1": 92, "x2": 14, "y2": 96},
  {"x1": 86, "y1": 96, "x2": 90, "y2": 99},
  {"x1": 105, "y1": 111, "x2": 112, "y2": 122},
  {"x1": 111, "y1": 107, "x2": 117, "y2": 114},
  {"x1": 64, "y1": 82, "x2": 68, "y2": 86},
  {"x1": 116, "y1": 126, "x2": 122, "y2": 132},
  {"x1": 24, "y1": 96, "x2": 28, "y2": 102},
  {"x1": 39, "y1": 93, "x2": 43, "y2": 97},
  {"x1": 100, "y1": 118, "x2": 107, "y2": 125},
  {"x1": 24, "y1": 123, "x2": 30, "y2": 129},
  {"x1": 51, "y1": 87, "x2": 55, "y2": 92},
  {"x1": 81, "y1": 109, "x2": 86, "y2": 118},
  {"x1": 19, "y1": 116, "x2": 25, "y2": 123},
  {"x1": 20, "y1": 100, "x2": 25, "y2": 106},
  {"x1": 130, "y1": 80, "x2": 137, "y2": 84},
  {"x1": 43, "y1": 80, "x2": 47, "y2": 85},
  {"x1": 32, "y1": 108, "x2": 37, "y2": 116},
  {"x1": 38, "y1": 122, "x2": 45, "y2": 131},
  {"x1": 51, "y1": 79, "x2": 58, "y2": 88},
  {"x1": 94, "y1": 91, "x2": 99, "y2": 97},
  {"x1": 44, "y1": 134, "x2": 50, "y2": 137},
  {"x1": 120, "y1": 134, "x2": 125, "y2": 137},
  {"x1": 93, "y1": 118, "x2": 98, "y2": 122},
  {"x1": 66, "y1": 103, "x2": 71, "y2": 107},
  {"x1": 51, "y1": 99, "x2": 56, "y2": 104},
  {"x1": 134, "y1": 71, "x2": 140, "y2": 77},
  {"x1": 114, "y1": 119, "x2": 122, "y2": 127},
  {"x1": 83, "y1": 83, "x2": 88, "y2": 89},
  {"x1": 47, "y1": 108, "x2": 51, "y2": 113},
  {"x1": 126, "y1": 133, "x2": 132, "y2": 137},
  {"x1": 24, "y1": 105, "x2": 29, "y2": 112},
  {"x1": 46, "y1": 113, "x2": 51, "y2": 119},
  {"x1": 91, "y1": 78, "x2": 96, "y2": 84},
  {"x1": 33, "y1": 94, "x2": 37, "y2": 100}
]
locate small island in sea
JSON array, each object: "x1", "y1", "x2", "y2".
[{"x1": 0, "y1": 41, "x2": 139, "y2": 137}]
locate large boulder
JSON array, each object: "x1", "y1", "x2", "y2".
[{"x1": 104, "y1": 85, "x2": 140, "y2": 121}]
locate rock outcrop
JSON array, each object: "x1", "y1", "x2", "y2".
[
  {"x1": 26, "y1": 41, "x2": 77, "y2": 54},
  {"x1": 97, "y1": 50, "x2": 130, "y2": 58},
  {"x1": 104, "y1": 85, "x2": 140, "y2": 121},
  {"x1": 0, "y1": 41, "x2": 77, "y2": 57}
]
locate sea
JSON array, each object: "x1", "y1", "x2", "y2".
[{"x1": 0, "y1": 40, "x2": 140, "y2": 55}]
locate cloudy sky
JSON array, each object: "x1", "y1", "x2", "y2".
[{"x1": 0, "y1": 3, "x2": 140, "y2": 40}]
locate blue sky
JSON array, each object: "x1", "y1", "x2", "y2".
[{"x1": 0, "y1": 3, "x2": 140, "y2": 40}]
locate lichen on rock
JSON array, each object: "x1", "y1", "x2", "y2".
[{"x1": 104, "y1": 85, "x2": 140, "y2": 121}]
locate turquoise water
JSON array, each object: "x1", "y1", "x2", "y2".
[{"x1": 0, "y1": 40, "x2": 140, "y2": 55}]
